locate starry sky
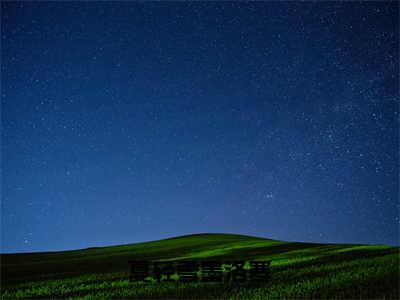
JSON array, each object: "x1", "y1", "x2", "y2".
[{"x1": 1, "y1": 2, "x2": 399, "y2": 253}]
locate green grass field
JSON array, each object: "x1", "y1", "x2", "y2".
[{"x1": 1, "y1": 233, "x2": 399, "y2": 299}]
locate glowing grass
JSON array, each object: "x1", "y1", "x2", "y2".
[{"x1": 1, "y1": 233, "x2": 399, "y2": 299}]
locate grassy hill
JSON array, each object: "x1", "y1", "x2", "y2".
[{"x1": 1, "y1": 233, "x2": 399, "y2": 299}]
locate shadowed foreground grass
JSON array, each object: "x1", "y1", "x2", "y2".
[{"x1": 1, "y1": 233, "x2": 399, "y2": 299}]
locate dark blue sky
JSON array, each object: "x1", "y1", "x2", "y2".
[{"x1": 1, "y1": 2, "x2": 399, "y2": 253}]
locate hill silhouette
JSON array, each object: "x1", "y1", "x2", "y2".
[{"x1": 1, "y1": 233, "x2": 399, "y2": 299}]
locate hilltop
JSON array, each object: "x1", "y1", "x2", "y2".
[{"x1": 1, "y1": 233, "x2": 399, "y2": 299}]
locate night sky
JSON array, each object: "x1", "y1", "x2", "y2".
[{"x1": 1, "y1": 2, "x2": 399, "y2": 253}]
